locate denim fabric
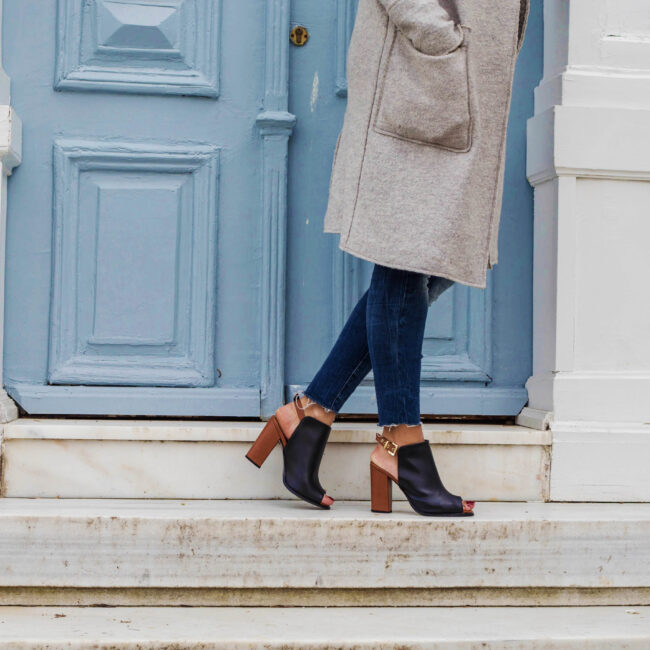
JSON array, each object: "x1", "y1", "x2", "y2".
[{"x1": 304, "y1": 264, "x2": 454, "y2": 426}]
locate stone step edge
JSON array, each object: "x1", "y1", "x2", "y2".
[
  {"x1": 3, "y1": 418, "x2": 551, "y2": 444},
  {"x1": 0, "y1": 606, "x2": 648, "y2": 648},
  {"x1": 1, "y1": 500, "x2": 648, "y2": 590},
  {"x1": 1, "y1": 586, "x2": 650, "y2": 608}
]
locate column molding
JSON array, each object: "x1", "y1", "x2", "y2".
[
  {"x1": 518, "y1": 0, "x2": 650, "y2": 501},
  {"x1": 257, "y1": 0, "x2": 296, "y2": 418}
]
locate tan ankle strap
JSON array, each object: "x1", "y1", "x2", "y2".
[{"x1": 376, "y1": 432, "x2": 399, "y2": 456}]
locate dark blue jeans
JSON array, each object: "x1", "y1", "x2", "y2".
[{"x1": 303, "y1": 264, "x2": 453, "y2": 426}]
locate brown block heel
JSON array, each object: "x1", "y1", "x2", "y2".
[
  {"x1": 370, "y1": 462, "x2": 393, "y2": 513},
  {"x1": 245, "y1": 416, "x2": 284, "y2": 468}
]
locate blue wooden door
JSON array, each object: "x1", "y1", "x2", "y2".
[
  {"x1": 3, "y1": 0, "x2": 269, "y2": 415},
  {"x1": 3, "y1": 0, "x2": 542, "y2": 418},
  {"x1": 286, "y1": 0, "x2": 543, "y2": 416}
]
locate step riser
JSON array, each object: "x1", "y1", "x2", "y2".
[
  {"x1": 1, "y1": 439, "x2": 548, "y2": 500},
  {"x1": 1, "y1": 606, "x2": 649, "y2": 649},
  {"x1": 0, "y1": 501, "x2": 647, "y2": 590},
  {"x1": 0, "y1": 422, "x2": 550, "y2": 501}
]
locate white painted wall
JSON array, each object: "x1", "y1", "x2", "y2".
[{"x1": 521, "y1": 0, "x2": 650, "y2": 501}]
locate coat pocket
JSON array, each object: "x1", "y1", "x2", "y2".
[{"x1": 373, "y1": 26, "x2": 473, "y2": 153}]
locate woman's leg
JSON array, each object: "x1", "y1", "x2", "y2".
[
  {"x1": 278, "y1": 263, "x2": 427, "y2": 440},
  {"x1": 276, "y1": 286, "x2": 373, "y2": 434},
  {"x1": 302, "y1": 289, "x2": 373, "y2": 414},
  {"x1": 279, "y1": 264, "x2": 447, "y2": 428},
  {"x1": 366, "y1": 264, "x2": 474, "y2": 513},
  {"x1": 279, "y1": 266, "x2": 456, "y2": 430},
  {"x1": 273, "y1": 285, "x2": 373, "y2": 507},
  {"x1": 366, "y1": 263, "x2": 429, "y2": 428},
  {"x1": 273, "y1": 261, "x2": 471, "y2": 511}
]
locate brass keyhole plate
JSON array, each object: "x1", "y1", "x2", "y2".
[{"x1": 290, "y1": 25, "x2": 309, "y2": 46}]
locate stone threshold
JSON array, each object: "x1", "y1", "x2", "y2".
[{"x1": 3, "y1": 418, "x2": 550, "y2": 444}]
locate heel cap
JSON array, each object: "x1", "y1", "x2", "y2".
[{"x1": 245, "y1": 453, "x2": 262, "y2": 469}]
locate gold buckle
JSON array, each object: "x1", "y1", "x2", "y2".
[
  {"x1": 383, "y1": 439, "x2": 398, "y2": 456},
  {"x1": 376, "y1": 433, "x2": 398, "y2": 456}
]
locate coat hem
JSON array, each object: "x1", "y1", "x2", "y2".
[{"x1": 327, "y1": 233, "x2": 487, "y2": 290}]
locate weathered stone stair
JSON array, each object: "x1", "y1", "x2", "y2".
[
  {"x1": 1, "y1": 498, "x2": 649, "y2": 596},
  {"x1": 1, "y1": 420, "x2": 649, "y2": 647}
]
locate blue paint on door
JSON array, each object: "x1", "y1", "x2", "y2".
[{"x1": 3, "y1": 0, "x2": 543, "y2": 417}]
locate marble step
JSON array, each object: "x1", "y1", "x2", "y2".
[
  {"x1": 0, "y1": 499, "x2": 648, "y2": 591},
  {"x1": 0, "y1": 606, "x2": 649, "y2": 648},
  {"x1": 0, "y1": 419, "x2": 550, "y2": 500}
]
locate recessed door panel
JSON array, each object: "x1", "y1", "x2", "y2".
[
  {"x1": 48, "y1": 139, "x2": 219, "y2": 387},
  {"x1": 55, "y1": 0, "x2": 221, "y2": 96}
]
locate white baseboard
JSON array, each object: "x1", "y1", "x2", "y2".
[{"x1": 550, "y1": 421, "x2": 650, "y2": 502}]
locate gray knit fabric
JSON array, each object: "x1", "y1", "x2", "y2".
[{"x1": 323, "y1": 0, "x2": 530, "y2": 289}]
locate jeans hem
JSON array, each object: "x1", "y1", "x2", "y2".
[
  {"x1": 298, "y1": 390, "x2": 337, "y2": 415},
  {"x1": 378, "y1": 421, "x2": 422, "y2": 429}
]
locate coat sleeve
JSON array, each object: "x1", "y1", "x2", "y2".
[{"x1": 376, "y1": 0, "x2": 464, "y2": 56}]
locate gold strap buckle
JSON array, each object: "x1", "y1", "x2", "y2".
[{"x1": 376, "y1": 432, "x2": 398, "y2": 456}]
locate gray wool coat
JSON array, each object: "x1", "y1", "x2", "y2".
[{"x1": 323, "y1": 0, "x2": 530, "y2": 292}]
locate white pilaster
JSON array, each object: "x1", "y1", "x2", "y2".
[
  {"x1": 0, "y1": 0, "x2": 21, "y2": 425},
  {"x1": 520, "y1": 0, "x2": 650, "y2": 500}
]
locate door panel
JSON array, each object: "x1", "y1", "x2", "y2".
[
  {"x1": 287, "y1": 0, "x2": 543, "y2": 416},
  {"x1": 3, "y1": 0, "x2": 266, "y2": 415},
  {"x1": 49, "y1": 140, "x2": 218, "y2": 387},
  {"x1": 55, "y1": 0, "x2": 220, "y2": 96}
]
